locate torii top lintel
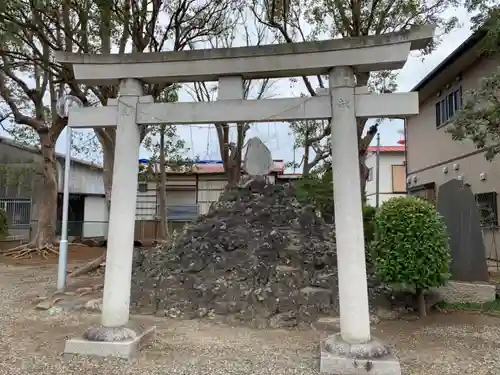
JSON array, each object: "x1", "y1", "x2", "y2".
[{"x1": 55, "y1": 25, "x2": 435, "y2": 85}]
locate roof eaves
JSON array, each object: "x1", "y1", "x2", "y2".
[
  {"x1": 410, "y1": 28, "x2": 486, "y2": 93},
  {"x1": 0, "y1": 134, "x2": 103, "y2": 170}
]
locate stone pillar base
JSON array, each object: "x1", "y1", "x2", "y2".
[
  {"x1": 64, "y1": 322, "x2": 156, "y2": 360},
  {"x1": 320, "y1": 334, "x2": 401, "y2": 375}
]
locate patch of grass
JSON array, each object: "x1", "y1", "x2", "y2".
[{"x1": 438, "y1": 299, "x2": 500, "y2": 315}]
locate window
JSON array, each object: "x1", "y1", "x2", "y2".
[
  {"x1": 436, "y1": 87, "x2": 462, "y2": 127},
  {"x1": 391, "y1": 165, "x2": 406, "y2": 193},
  {"x1": 410, "y1": 183, "x2": 436, "y2": 205},
  {"x1": 475, "y1": 192, "x2": 498, "y2": 227},
  {"x1": 367, "y1": 168, "x2": 373, "y2": 181},
  {"x1": 138, "y1": 182, "x2": 148, "y2": 193}
]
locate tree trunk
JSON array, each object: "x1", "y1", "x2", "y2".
[
  {"x1": 356, "y1": 74, "x2": 371, "y2": 205},
  {"x1": 303, "y1": 127, "x2": 310, "y2": 176},
  {"x1": 225, "y1": 159, "x2": 240, "y2": 186},
  {"x1": 100, "y1": 134, "x2": 115, "y2": 214},
  {"x1": 359, "y1": 151, "x2": 369, "y2": 205},
  {"x1": 68, "y1": 130, "x2": 114, "y2": 274},
  {"x1": 157, "y1": 125, "x2": 168, "y2": 239},
  {"x1": 32, "y1": 132, "x2": 58, "y2": 247},
  {"x1": 416, "y1": 288, "x2": 427, "y2": 318}
]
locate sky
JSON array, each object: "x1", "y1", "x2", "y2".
[{"x1": 2, "y1": 7, "x2": 474, "y2": 170}]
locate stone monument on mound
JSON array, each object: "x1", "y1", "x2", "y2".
[{"x1": 130, "y1": 138, "x2": 387, "y2": 327}]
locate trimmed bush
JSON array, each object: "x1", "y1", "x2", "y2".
[
  {"x1": 363, "y1": 205, "x2": 377, "y2": 243},
  {"x1": 0, "y1": 208, "x2": 8, "y2": 239},
  {"x1": 363, "y1": 205, "x2": 377, "y2": 266},
  {"x1": 372, "y1": 196, "x2": 451, "y2": 317}
]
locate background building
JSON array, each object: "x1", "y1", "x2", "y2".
[{"x1": 365, "y1": 145, "x2": 406, "y2": 207}]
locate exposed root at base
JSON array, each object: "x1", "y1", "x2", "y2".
[
  {"x1": 1, "y1": 244, "x2": 59, "y2": 259},
  {"x1": 68, "y1": 254, "x2": 106, "y2": 277}
]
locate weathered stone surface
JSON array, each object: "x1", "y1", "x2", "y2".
[
  {"x1": 131, "y1": 181, "x2": 388, "y2": 328},
  {"x1": 436, "y1": 281, "x2": 496, "y2": 304}
]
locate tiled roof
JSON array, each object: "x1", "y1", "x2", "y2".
[
  {"x1": 146, "y1": 160, "x2": 286, "y2": 175},
  {"x1": 366, "y1": 146, "x2": 405, "y2": 153},
  {"x1": 192, "y1": 160, "x2": 285, "y2": 174}
]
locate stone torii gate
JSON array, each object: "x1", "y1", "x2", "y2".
[{"x1": 56, "y1": 25, "x2": 434, "y2": 374}]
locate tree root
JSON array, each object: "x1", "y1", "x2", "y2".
[
  {"x1": 1, "y1": 243, "x2": 59, "y2": 259},
  {"x1": 68, "y1": 254, "x2": 106, "y2": 277}
]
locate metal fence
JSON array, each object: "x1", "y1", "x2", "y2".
[
  {"x1": 0, "y1": 197, "x2": 200, "y2": 243},
  {"x1": 0, "y1": 198, "x2": 32, "y2": 240}
]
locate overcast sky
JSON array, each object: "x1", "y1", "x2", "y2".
[{"x1": 2, "y1": 7, "x2": 473, "y2": 169}]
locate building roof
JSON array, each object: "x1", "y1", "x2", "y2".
[
  {"x1": 0, "y1": 134, "x2": 102, "y2": 170},
  {"x1": 0, "y1": 134, "x2": 286, "y2": 175},
  {"x1": 146, "y1": 160, "x2": 285, "y2": 175},
  {"x1": 366, "y1": 146, "x2": 405, "y2": 153},
  {"x1": 410, "y1": 28, "x2": 486, "y2": 93},
  {"x1": 192, "y1": 160, "x2": 285, "y2": 174}
]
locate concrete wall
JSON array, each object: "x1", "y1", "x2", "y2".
[
  {"x1": 83, "y1": 195, "x2": 108, "y2": 238},
  {"x1": 0, "y1": 142, "x2": 41, "y2": 239},
  {"x1": 58, "y1": 160, "x2": 104, "y2": 195},
  {"x1": 365, "y1": 151, "x2": 406, "y2": 206},
  {"x1": 135, "y1": 176, "x2": 198, "y2": 220},
  {"x1": 406, "y1": 53, "x2": 500, "y2": 176},
  {"x1": 0, "y1": 142, "x2": 39, "y2": 198},
  {"x1": 197, "y1": 176, "x2": 227, "y2": 215},
  {"x1": 406, "y1": 50, "x2": 500, "y2": 260},
  {"x1": 0, "y1": 139, "x2": 114, "y2": 241}
]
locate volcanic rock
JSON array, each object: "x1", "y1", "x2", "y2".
[{"x1": 130, "y1": 180, "x2": 386, "y2": 328}]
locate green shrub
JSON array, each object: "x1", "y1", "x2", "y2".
[
  {"x1": 294, "y1": 169, "x2": 333, "y2": 223},
  {"x1": 0, "y1": 208, "x2": 8, "y2": 239},
  {"x1": 363, "y1": 205, "x2": 377, "y2": 243},
  {"x1": 363, "y1": 205, "x2": 377, "y2": 265},
  {"x1": 372, "y1": 196, "x2": 451, "y2": 317}
]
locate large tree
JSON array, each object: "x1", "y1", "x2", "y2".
[
  {"x1": 0, "y1": 0, "x2": 93, "y2": 256},
  {"x1": 251, "y1": 0, "x2": 461, "y2": 192},
  {"x1": 88, "y1": 0, "x2": 233, "y2": 210},
  {"x1": 0, "y1": 0, "x2": 232, "y2": 257}
]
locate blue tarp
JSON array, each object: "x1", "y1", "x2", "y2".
[{"x1": 138, "y1": 159, "x2": 224, "y2": 164}]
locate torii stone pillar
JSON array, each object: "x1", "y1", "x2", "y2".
[
  {"x1": 330, "y1": 66, "x2": 371, "y2": 343},
  {"x1": 318, "y1": 66, "x2": 401, "y2": 374},
  {"x1": 56, "y1": 25, "x2": 434, "y2": 371},
  {"x1": 64, "y1": 80, "x2": 156, "y2": 358},
  {"x1": 96, "y1": 79, "x2": 142, "y2": 329}
]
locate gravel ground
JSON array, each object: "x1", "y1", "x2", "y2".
[{"x1": 0, "y1": 263, "x2": 499, "y2": 375}]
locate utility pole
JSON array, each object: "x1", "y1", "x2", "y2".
[{"x1": 375, "y1": 133, "x2": 381, "y2": 208}]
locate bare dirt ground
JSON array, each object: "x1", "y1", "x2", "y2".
[
  {"x1": 0, "y1": 261, "x2": 498, "y2": 375},
  {"x1": 0, "y1": 244, "x2": 105, "y2": 266}
]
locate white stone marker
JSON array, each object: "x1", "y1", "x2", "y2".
[{"x1": 244, "y1": 137, "x2": 273, "y2": 176}]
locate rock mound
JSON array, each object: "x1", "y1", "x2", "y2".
[{"x1": 131, "y1": 180, "x2": 381, "y2": 328}]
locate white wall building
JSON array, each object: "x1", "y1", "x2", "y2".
[{"x1": 365, "y1": 145, "x2": 406, "y2": 207}]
